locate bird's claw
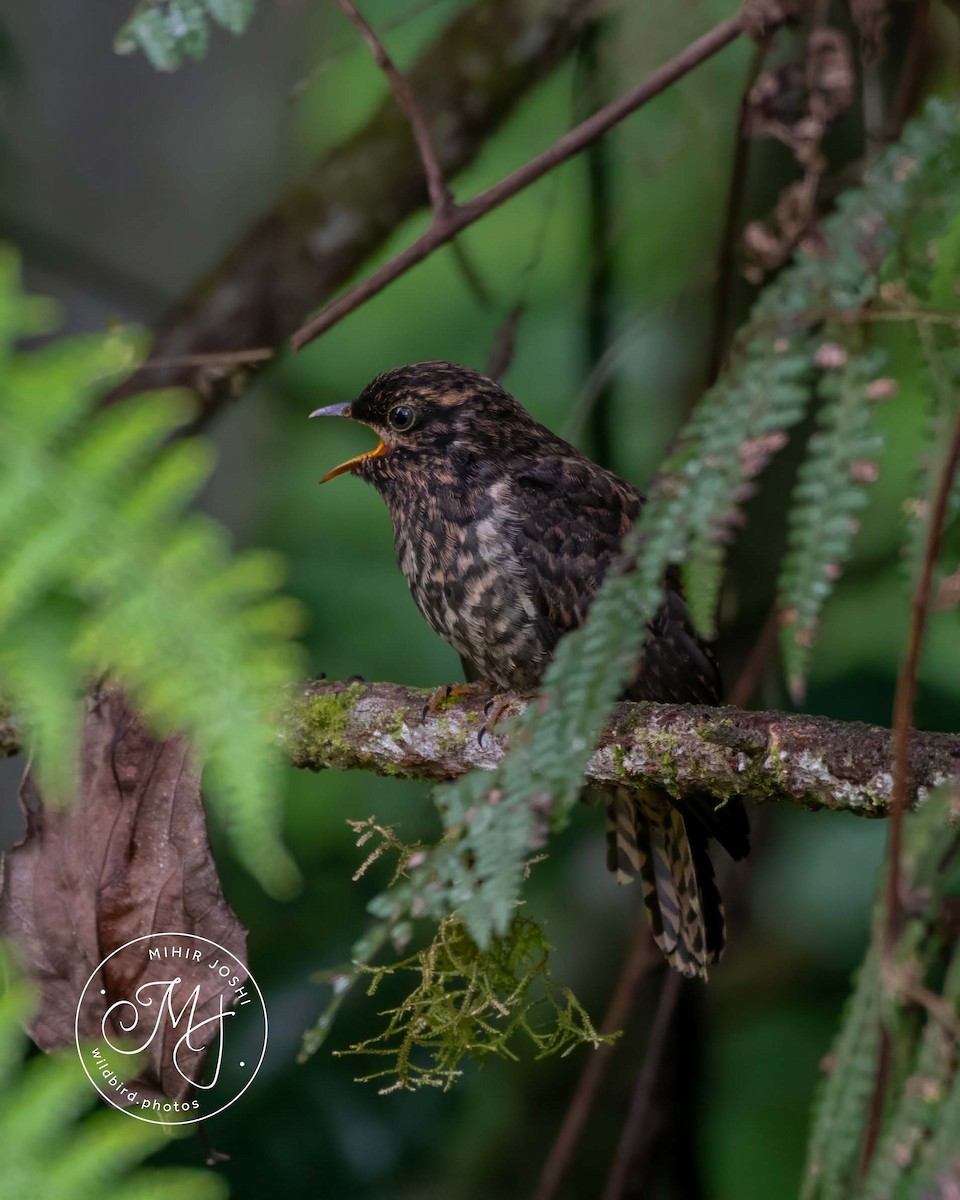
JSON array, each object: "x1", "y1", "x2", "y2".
[
  {"x1": 422, "y1": 684, "x2": 453, "y2": 722},
  {"x1": 477, "y1": 695, "x2": 511, "y2": 747}
]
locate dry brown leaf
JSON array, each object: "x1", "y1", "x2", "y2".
[{"x1": 0, "y1": 687, "x2": 251, "y2": 1105}]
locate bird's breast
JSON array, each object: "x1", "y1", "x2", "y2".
[{"x1": 385, "y1": 478, "x2": 550, "y2": 690}]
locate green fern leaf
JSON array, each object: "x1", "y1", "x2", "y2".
[
  {"x1": 901, "y1": 337, "x2": 960, "y2": 593},
  {"x1": 0, "y1": 948, "x2": 226, "y2": 1200},
  {"x1": 116, "y1": 0, "x2": 256, "y2": 70},
  {"x1": 860, "y1": 952, "x2": 960, "y2": 1199},
  {"x1": 677, "y1": 341, "x2": 811, "y2": 635},
  {"x1": 0, "y1": 254, "x2": 303, "y2": 893},
  {"x1": 779, "y1": 344, "x2": 886, "y2": 703},
  {"x1": 800, "y1": 942, "x2": 883, "y2": 1200}
]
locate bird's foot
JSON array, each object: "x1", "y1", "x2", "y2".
[
  {"x1": 421, "y1": 681, "x2": 489, "y2": 721},
  {"x1": 477, "y1": 694, "x2": 514, "y2": 747}
]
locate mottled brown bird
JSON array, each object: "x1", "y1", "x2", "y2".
[{"x1": 311, "y1": 361, "x2": 749, "y2": 978}]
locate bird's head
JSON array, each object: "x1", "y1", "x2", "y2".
[{"x1": 310, "y1": 361, "x2": 542, "y2": 484}]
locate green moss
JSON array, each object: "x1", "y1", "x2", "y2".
[
  {"x1": 611, "y1": 744, "x2": 628, "y2": 779},
  {"x1": 297, "y1": 683, "x2": 365, "y2": 765},
  {"x1": 386, "y1": 706, "x2": 411, "y2": 741},
  {"x1": 435, "y1": 711, "x2": 469, "y2": 755},
  {"x1": 633, "y1": 727, "x2": 683, "y2": 796},
  {"x1": 336, "y1": 914, "x2": 614, "y2": 1092}
]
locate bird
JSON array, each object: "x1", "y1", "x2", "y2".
[{"x1": 311, "y1": 361, "x2": 749, "y2": 978}]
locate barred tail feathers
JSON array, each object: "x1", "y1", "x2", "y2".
[
  {"x1": 605, "y1": 786, "x2": 641, "y2": 884},
  {"x1": 604, "y1": 785, "x2": 725, "y2": 980}
]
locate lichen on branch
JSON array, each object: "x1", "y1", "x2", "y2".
[{"x1": 284, "y1": 679, "x2": 960, "y2": 817}]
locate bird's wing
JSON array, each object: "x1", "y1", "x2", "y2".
[
  {"x1": 513, "y1": 455, "x2": 746, "y2": 864},
  {"x1": 512, "y1": 454, "x2": 723, "y2": 707},
  {"x1": 627, "y1": 584, "x2": 723, "y2": 706},
  {"x1": 512, "y1": 454, "x2": 641, "y2": 641},
  {"x1": 513, "y1": 454, "x2": 748, "y2": 873}
]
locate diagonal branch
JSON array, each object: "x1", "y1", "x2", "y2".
[
  {"x1": 279, "y1": 680, "x2": 959, "y2": 815},
  {"x1": 103, "y1": 0, "x2": 594, "y2": 419},
  {"x1": 333, "y1": 0, "x2": 455, "y2": 219},
  {"x1": 290, "y1": 12, "x2": 754, "y2": 350}
]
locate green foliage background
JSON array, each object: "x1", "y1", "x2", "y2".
[{"x1": 2, "y1": 0, "x2": 960, "y2": 1196}]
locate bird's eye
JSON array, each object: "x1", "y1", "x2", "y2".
[{"x1": 388, "y1": 405, "x2": 416, "y2": 432}]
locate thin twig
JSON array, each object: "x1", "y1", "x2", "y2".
[
  {"x1": 485, "y1": 302, "x2": 525, "y2": 382},
  {"x1": 887, "y1": 0, "x2": 932, "y2": 141},
  {"x1": 288, "y1": 0, "x2": 454, "y2": 101},
  {"x1": 849, "y1": 308, "x2": 960, "y2": 330},
  {"x1": 291, "y1": 14, "x2": 751, "y2": 351},
  {"x1": 863, "y1": 410, "x2": 960, "y2": 1173},
  {"x1": 885, "y1": 409, "x2": 960, "y2": 950},
  {"x1": 332, "y1": 0, "x2": 455, "y2": 218},
  {"x1": 137, "y1": 348, "x2": 275, "y2": 369},
  {"x1": 705, "y1": 42, "x2": 765, "y2": 386},
  {"x1": 602, "y1": 970, "x2": 684, "y2": 1200},
  {"x1": 449, "y1": 238, "x2": 494, "y2": 309},
  {"x1": 881, "y1": 958, "x2": 960, "y2": 1043},
  {"x1": 565, "y1": 309, "x2": 659, "y2": 444},
  {"x1": 729, "y1": 605, "x2": 781, "y2": 708},
  {"x1": 721, "y1": 302, "x2": 960, "y2": 356},
  {"x1": 484, "y1": 172, "x2": 559, "y2": 382},
  {"x1": 534, "y1": 922, "x2": 658, "y2": 1200},
  {"x1": 578, "y1": 21, "x2": 615, "y2": 467},
  {"x1": 103, "y1": 0, "x2": 591, "y2": 419}
]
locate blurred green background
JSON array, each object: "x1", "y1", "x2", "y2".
[{"x1": 2, "y1": 0, "x2": 958, "y2": 1195}]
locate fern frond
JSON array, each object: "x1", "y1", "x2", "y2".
[
  {"x1": 0, "y1": 252, "x2": 303, "y2": 893},
  {"x1": 0, "y1": 948, "x2": 225, "y2": 1200},
  {"x1": 901, "y1": 325, "x2": 960, "y2": 590},
  {"x1": 676, "y1": 341, "x2": 811, "y2": 635},
  {"x1": 115, "y1": 0, "x2": 256, "y2": 70},
  {"x1": 909, "y1": 1052, "x2": 960, "y2": 1199},
  {"x1": 684, "y1": 102, "x2": 960, "y2": 642},
  {"x1": 801, "y1": 786, "x2": 960, "y2": 1200},
  {"x1": 859, "y1": 951, "x2": 960, "y2": 1199},
  {"x1": 0, "y1": 600, "x2": 84, "y2": 796},
  {"x1": 779, "y1": 344, "x2": 886, "y2": 702},
  {"x1": 928, "y1": 209, "x2": 960, "y2": 313},
  {"x1": 800, "y1": 943, "x2": 883, "y2": 1200}
]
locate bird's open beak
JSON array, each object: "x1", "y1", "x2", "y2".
[{"x1": 309, "y1": 402, "x2": 388, "y2": 483}]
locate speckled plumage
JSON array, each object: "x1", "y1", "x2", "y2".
[{"x1": 315, "y1": 361, "x2": 749, "y2": 977}]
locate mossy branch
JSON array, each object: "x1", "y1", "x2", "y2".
[
  {"x1": 279, "y1": 680, "x2": 959, "y2": 817},
  {"x1": 4, "y1": 679, "x2": 956, "y2": 815}
]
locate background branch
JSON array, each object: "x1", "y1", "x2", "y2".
[
  {"x1": 602, "y1": 970, "x2": 683, "y2": 1200},
  {"x1": 290, "y1": 12, "x2": 751, "y2": 350},
  {"x1": 535, "y1": 921, "x2": 659, "y2": 1200},
  {"x1": 332, "y1": 0, "x2": 455, "y2": 218},
  {"x1": 103, "y1": 0, "x2": 594, "y2": 419}
]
